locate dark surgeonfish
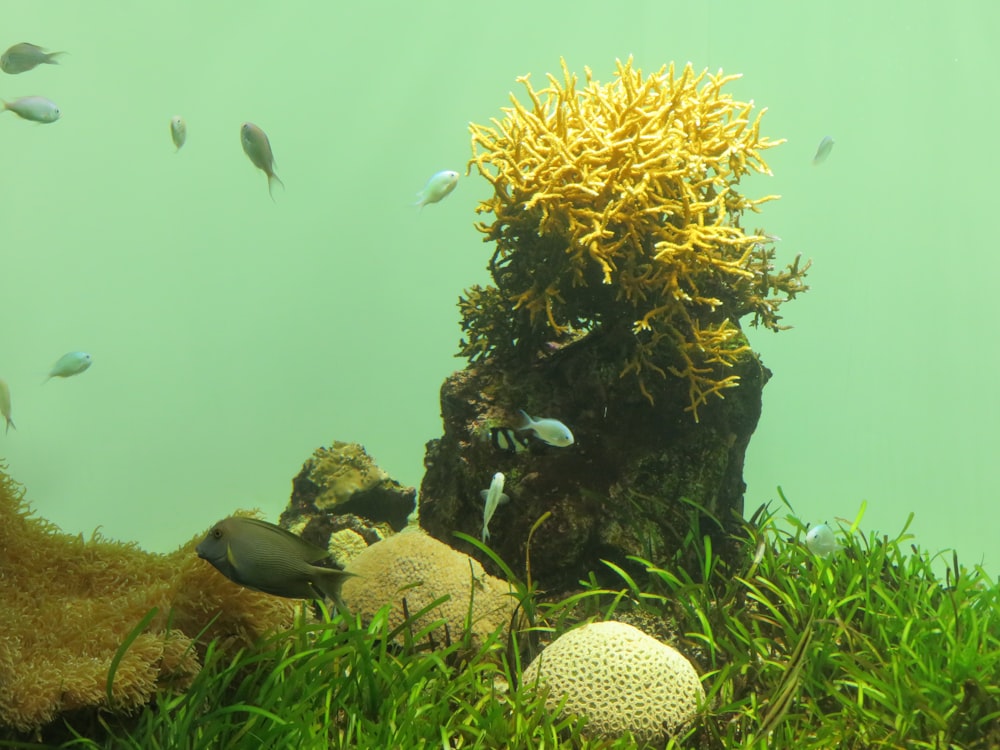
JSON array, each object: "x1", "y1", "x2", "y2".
[{"x1": 196, "y1": 516, "x2": 352, "y2": 605}]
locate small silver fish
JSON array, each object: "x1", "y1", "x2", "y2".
[
  {"x1": 1, "y1": 96, "x2": 61, "y2": 123},
  {"x1": 170, "y1": 115, "x2": 187, "y2": 151},
  {"x1": 518, "y1": 409, "x2": 574, "y2": 447},
  {"x1": 415, "y1": 170, "x2": 458, "y2": 208},
  {"x1": 196, "y1": 516, "x2": 353, "y2": 602},
  {"x1": 241, "y1": 122, "x2": 283, "y2": 199},
  {"x1": 805, "y1": 523, "x2": 838, "y2": 557},
  {"x1": 812, "y1": 135, "x2": 834, "y2": 166},
  {"x1": 480, "y1": 472, "x2": 509, "y2": 542},
  {"x1": 45, "y1": 351, "x2": 92, "y2": 382},
  {"x1": 0, "y1": 378, "x2": 14, "y2": 434},
  {"x1": 0, "y1": 43, "x2": 64, "y2": 74}
]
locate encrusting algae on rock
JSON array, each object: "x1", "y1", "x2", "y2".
[{"x1": 463, "y1": 57, "x2": 809, "y2": 420}]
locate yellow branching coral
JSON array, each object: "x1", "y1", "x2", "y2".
[{"x1": 461, "y1": 57, "x2": 809, "y2": 419}]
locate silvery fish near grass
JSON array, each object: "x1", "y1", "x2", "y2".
[
  {"x1": 480, "y1": 472, "x2": 509, "y2": 542},
  {"x1": 805, "y1": 523, "x2": 839, "y2": 557},
  {"x1": 196, "y1": 516, "x2": 353, "y2": 605},
  {"x1": 0, "y1": 43, "x2": 64, "y2": 74},
  {"x1": 1, "y1": 96, "x2": 60, "y2": 123},
  {"x1": 240, "y1": 122, "x2": 283, "y2": 200}
]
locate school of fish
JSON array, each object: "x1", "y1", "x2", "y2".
[{"x1": 1, "y1": 42, "x2": 464, "y2": 203}]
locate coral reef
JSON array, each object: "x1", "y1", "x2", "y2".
[
  {"x1": 422, "y1": 58, "x2": 798, "y2": 590},
  {"x1": 521, "y1": 620, "x2": 704, "y2": 744},
  {"x1": 340, "y1": 528, "x2": 515, "y2": 651},
  {"x1": 0, "y1": 465, "x2": 297, "y2": 734},
  {"x1": 463, "y1": 57, "x2": 807, "y2": 418},
  {"x1": 419, "y1": 342, "x2": 768, "y2": 590}
]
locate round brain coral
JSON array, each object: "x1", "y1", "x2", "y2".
[
  {"x1": 521, "y1": 620, "x2": 705, "y2": 743},
  {"x1": 462, "y1": 58, "x2": 809, "y2": 419},
  {"x1": 341, "y1": 528, "x2": 514, "y2": 650}
]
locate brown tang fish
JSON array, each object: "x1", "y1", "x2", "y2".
[{"x1": 196, "y1": 516, "x2": 352, "y2": 603}]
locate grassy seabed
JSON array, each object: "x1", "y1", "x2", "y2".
[{"x1": 3, "y1": 497, "x2": 998, "y2": 749}]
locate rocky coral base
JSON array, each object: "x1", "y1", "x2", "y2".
[
  {"x1": 419, "y1": 331, "x2": 770, "y2": 591},
  {"x1": 279, "y1": 441, "x2": 415, "y2": 565}
]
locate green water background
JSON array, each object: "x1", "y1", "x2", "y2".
[{"x1": 3, "y1": 2, "x2": 997, "y2": 575}]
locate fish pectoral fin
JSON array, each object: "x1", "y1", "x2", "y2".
[
  {"x1": 480, "y1": 490, "x2": 489, "y2": 501},
  {"x1": 225, "y1": 543, "x2": 246, "y2": 576},
  {"x1": 499, "y1": 493, "x2": 510, "y2": 505}
]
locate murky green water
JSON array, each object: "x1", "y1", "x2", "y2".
[{"x1": 3, "y1": 1, "x2": 996, "y2": 575}]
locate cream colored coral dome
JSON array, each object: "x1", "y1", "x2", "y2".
[{"x1": 522, "y1": 620, "x2": 704, "y2": 744}]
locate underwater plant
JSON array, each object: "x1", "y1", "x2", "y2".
[{"x1": 462, "y1": 58, "x2": 808, "y2": 419}]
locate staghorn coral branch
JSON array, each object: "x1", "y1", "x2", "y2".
[{"x1": 463, "y1": 57, "x2": 808, "y2": 417}]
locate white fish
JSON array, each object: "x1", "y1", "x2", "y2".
[
  {"x1": 170, "y1": 115, "x2": 187, "y2": 151},
  {"x1": 805, "y1": 523, "x2": 838, "y2": 557},
  {"x1": 0, "y1": 43, "x2": 64, "y2": 74},
  {"x1": 0, "y1": 378, "x2": 13, "y2": 434},
  {"x1": 812, "y1": 135, "x2": 834, "y2": 166},
  {"x1": 518, "y1": 409, "x2": 574, "y2": 447},
  {"x1": 480, "y1": 472, "x2": 509, "y2": 542},
  {"x1": 241, "y1": 122, "x2": 283, "y2": 199},
  {"x1": 415, "y1": 170, "x2": 458, "y2": 208},
  {"x1": 1, "y1": 96, "x2": 61, "y2": 123},
  {"x1": 45, "y1": 351, "x2": 92, "y2": 382}
]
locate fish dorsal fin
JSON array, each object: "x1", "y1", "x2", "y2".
[{"x1": 237, "y1": 516, "x2": 329, "y2": 562}]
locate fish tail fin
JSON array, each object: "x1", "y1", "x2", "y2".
[
  {"x1": 5, "y1": 418, "x2": 14, "y2": 434},
  {"x1": 313, "y1": 568, "x2": 354, "y2": 614},
  {"x1": 517, "y1": 409, "x2": 532, "y2": 429},
  {"x1": 267, "y1": 172, "x2": 284, "y2": 201},
  {"x1": 48, "y1": 52, "x2": 67, "y2": 65}
]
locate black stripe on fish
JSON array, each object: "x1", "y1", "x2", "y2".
[{"x1": 489, "y1": 426, "x2": 530, "y2": 453}]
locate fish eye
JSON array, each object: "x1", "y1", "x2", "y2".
[{"x1": 212, "y1": 528, "x2": 223, "y2": 539}]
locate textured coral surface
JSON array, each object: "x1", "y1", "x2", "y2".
[
  {"x1": 341, "y1": 528, "x2": 515, "y2": 651},
  {"x1": 522, "y1": 620, "x2": 705, "y2": 744},
  {"x1": 0, "y1": 468, "x2": 297, "y2": 733}
]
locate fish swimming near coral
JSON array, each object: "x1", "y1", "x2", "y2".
[
  {"x1": 812, "y1": 135, "x2": 834, "y2": 165},
  {"x1": 0, "y1": 378, "x2": 13, "y2": 434},
  {"x1": 240, "y1": 122, "x2": 283, "y2": 199},
  {"x1": 1, "y1": 96, "x2": 61, "y2": 123},
  {"x1": 480, "y1": 472, "x2": 509, "y2": 542},
  {"x1": 518, "y1": 409, "x2": 574, "y2": 447},
  {"x1": 45, "y1": 351, "x2": 92, "y2": 382},
  {"x1": 489, "y1": 426, "x2": 530, "y2": 454},
  {"x1": 415, "y1": 170, "x2": 458, "y2": 208},
  {"x1": 170, "y1": 115, "x2": 187, "y2": 151},
  {"x1": 196, "y1": 516, "x2": 353, "y2": 604},
  {"x1": 0, "y1": 43, "x2": 64, "y2": 74}
]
